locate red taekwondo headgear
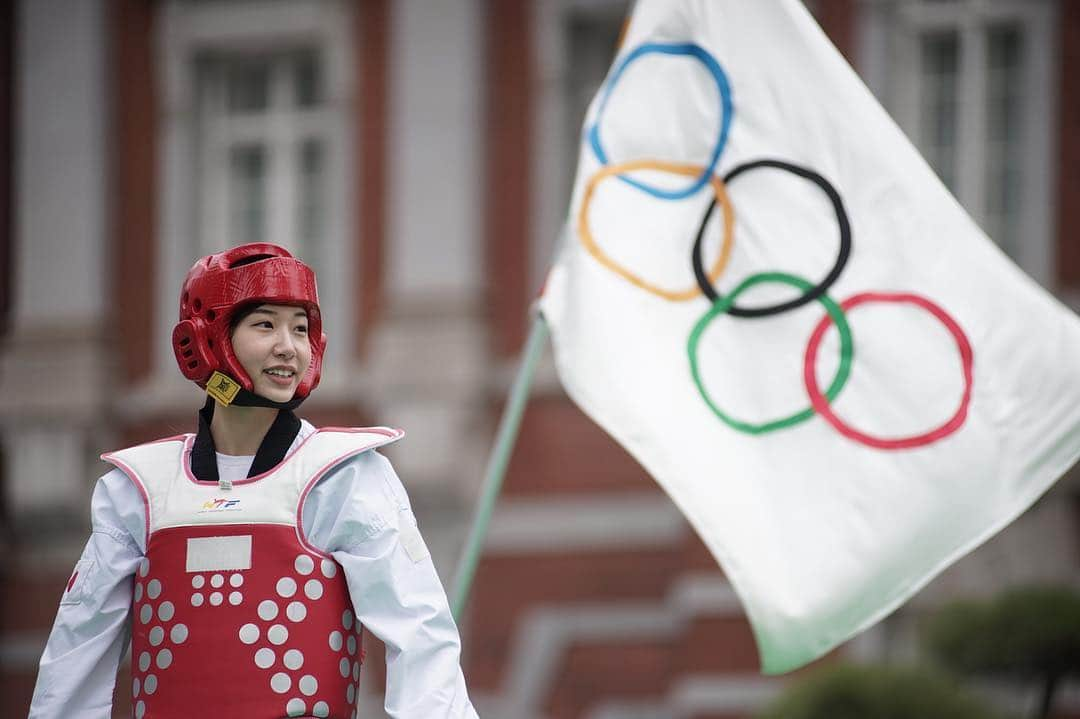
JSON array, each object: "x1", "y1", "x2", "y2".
[{"x1": 172, "y1": 243, "x2": 327, "y2": 405}]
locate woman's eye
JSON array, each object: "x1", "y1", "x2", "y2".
[{"x1": 295, "y1": 325, "x2": 309, "y2": 335}]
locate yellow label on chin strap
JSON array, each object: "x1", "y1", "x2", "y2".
[{"x1": 206, "y1": 371, "x2": 241, "y2": 406}]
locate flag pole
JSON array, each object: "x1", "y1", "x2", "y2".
[{"x1": 451, "y1": 311, "x2": 549, "y2": 621}]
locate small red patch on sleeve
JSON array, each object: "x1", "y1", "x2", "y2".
[{"x1": 66, "y1": 570, "x2": 79, "y2": 593}]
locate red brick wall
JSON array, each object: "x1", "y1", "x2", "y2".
[
  {"x1": 111, "y1": 0, "x2": 157, "y2": 383},
  {"x1": 813, "y1": 0, "x2": 857, "y2": 66},
  {"x1": 484, "y1": 0, "x2": 533, "y2": 357},
  {"x1": 1058, "y1": 0, "x2": 1080, "y2": 290},
  {"x1": 0, "y1": 0, "x2": 13, "y2": 337},
  {"x1": 502, "y1": 395, "x2": 663, "y2": 497},
  {"x1": 354, "y1": 0, "x2": 390, "y2": 357}
]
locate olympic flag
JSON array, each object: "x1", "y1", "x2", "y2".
[{"x1": 539, "y1": 0, "x2": 1080, "y2": 673}]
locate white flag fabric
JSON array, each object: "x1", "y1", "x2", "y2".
[{"x1": 539, "y1": 0, "x2": 1080, "y2": 673}]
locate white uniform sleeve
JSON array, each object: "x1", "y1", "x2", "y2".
[
  {"x1": 29, "y1": 468, "x2": 146, "y2": 719},
  {"x1": 303, "y1": 451, "x2": 479, "y2": 719}
]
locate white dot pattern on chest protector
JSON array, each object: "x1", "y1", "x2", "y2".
[
  {"x1": 294, "y1": 554, "x2": 315, "y2": 575},
  {"x1": 268, "y1": 624, "x2": 289, "y2": 645},
  {"x1": 131, "y1": 567, "x2": 192, "y2": 716},
  {"x1": 258, "y1": 599, "x2": 279, "y2": 621},
  {"x1": 286, "y1": 601, "x2": 307, "y2": 622},
  {"x1": 271, "y1": 672, "x2": 291, "y2": 693},
  {"x1": 304, "y1": 579, "x2": 323, "y2": 600},
  {"x1": 283, "y1": 649, "x2": 304, "y2": 670},
  {"x1": 254, "y1": 647, "x2": 276, "y2": 669},
  {"x1": 277, "y1": 577, "x2": 298, "y2": 598},
  {"x1": 298, "y1": 674, "x2": 318, "y2": 696},
  {"x1": 239, "y1": 623, "x2": 260, "y2": 644},
  {"x1": 131, "y1": 500, "x2": 363, "y2": 716}
]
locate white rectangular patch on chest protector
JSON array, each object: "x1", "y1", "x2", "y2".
[{"x1": 186, "y1": 535, "x2": 252, "y2": 572}]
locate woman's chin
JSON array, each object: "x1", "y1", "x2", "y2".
[{"x1": 254, "y1": 381, "x2": 297, "y2": 404}]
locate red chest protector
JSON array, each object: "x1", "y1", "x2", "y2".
[{"x1": 103, "y1": 426, "x2": 403, "y2": 719}]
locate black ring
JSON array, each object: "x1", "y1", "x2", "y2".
[{"x1": 691, "y1": 159, "x2": 852, "y2": 318}]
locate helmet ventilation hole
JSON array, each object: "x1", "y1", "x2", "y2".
[
  {"x1": 192, "y1": 298, "x2": 202, "y2": 312},
  {"x1": 206, "y1": 309, "x2": 216, "y2": 322}
]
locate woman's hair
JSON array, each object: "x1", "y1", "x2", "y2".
[{"x1": 229, "y1": 302, "x2": 309, "y2": 334}]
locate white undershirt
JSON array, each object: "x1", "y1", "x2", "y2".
[{"x1": 215, "y1": 452, "x2": 255, "y2": 484}]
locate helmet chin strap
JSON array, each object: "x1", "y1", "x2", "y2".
[
  {"x1": 204, "y1": 370, "x2": 306, "y2": 411},
  {"x1": 227, "y1": 385, "x2": 306, "y2": 411}
]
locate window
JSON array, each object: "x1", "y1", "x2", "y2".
[
  {"x1": 194, "y1": 49, "x2": 331, "y2": 270},
  {"x1": 870, "y1": 0, "x2": 1056, "y2": 284}
]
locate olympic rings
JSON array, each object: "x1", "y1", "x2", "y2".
[
  {"x1": 692, "y1": 159, "x2": 852, "y2": 317},
  {"x1": 579, "y1": 160, "x2": 735, "y2": 301},
  {"x1": 588, "y1": 42, "x2": 734, "y2": 200},
  {"x1": 803, "y1": 292, "x2": 974, "y2": 450},
  {"x1": 689, "y1": 272, "x2": 853, "y2": 434},
  {"x1": 571, "y1": 39, "x2": 975, "y2": 450}
]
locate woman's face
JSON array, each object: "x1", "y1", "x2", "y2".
[{"x1": 230, "y1": 303, "x2": 312, "y2": 403}]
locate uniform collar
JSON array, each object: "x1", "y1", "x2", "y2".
[{"x1": 190, "y1": 398, "x2": 302, "y2": 483}]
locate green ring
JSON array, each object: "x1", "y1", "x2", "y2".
[{"x1": 687, "y1": 271, "x2": 854, "y2": 434}]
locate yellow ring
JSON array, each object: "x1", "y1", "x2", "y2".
[{"x1": 577, "y1": 160, "x2": 735, "y2": 302}]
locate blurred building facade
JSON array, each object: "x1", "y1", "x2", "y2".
[{"x1": 0, "y1": 0, "x2": 1078, "y2": 717}]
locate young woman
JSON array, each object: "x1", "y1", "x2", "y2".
[{"x1": 29, "y1": 244, "x2": 478, "y2": 718}]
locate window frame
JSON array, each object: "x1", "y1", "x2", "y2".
[
  {"x1": 861, "y1": 0, "x2": 1058, "y2": 286},
  {"x1": 153, "y1": 0, "x2": 356, "y2": 401}
]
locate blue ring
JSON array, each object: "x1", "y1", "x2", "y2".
[{"x1": 587, "y1": 42, "x2": 733, "y2": 200}]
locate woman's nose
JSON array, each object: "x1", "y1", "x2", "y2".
[{"x1": 273, "y1": 329, "x2": 296, "y2": 358}]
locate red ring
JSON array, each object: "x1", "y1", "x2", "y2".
[{"x1": 803, "y1": 292, "x2": 974, "y2": 450}]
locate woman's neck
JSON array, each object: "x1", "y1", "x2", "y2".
[{"x1": 209, "y1": 402, "x2": 278, "y2": 456}]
